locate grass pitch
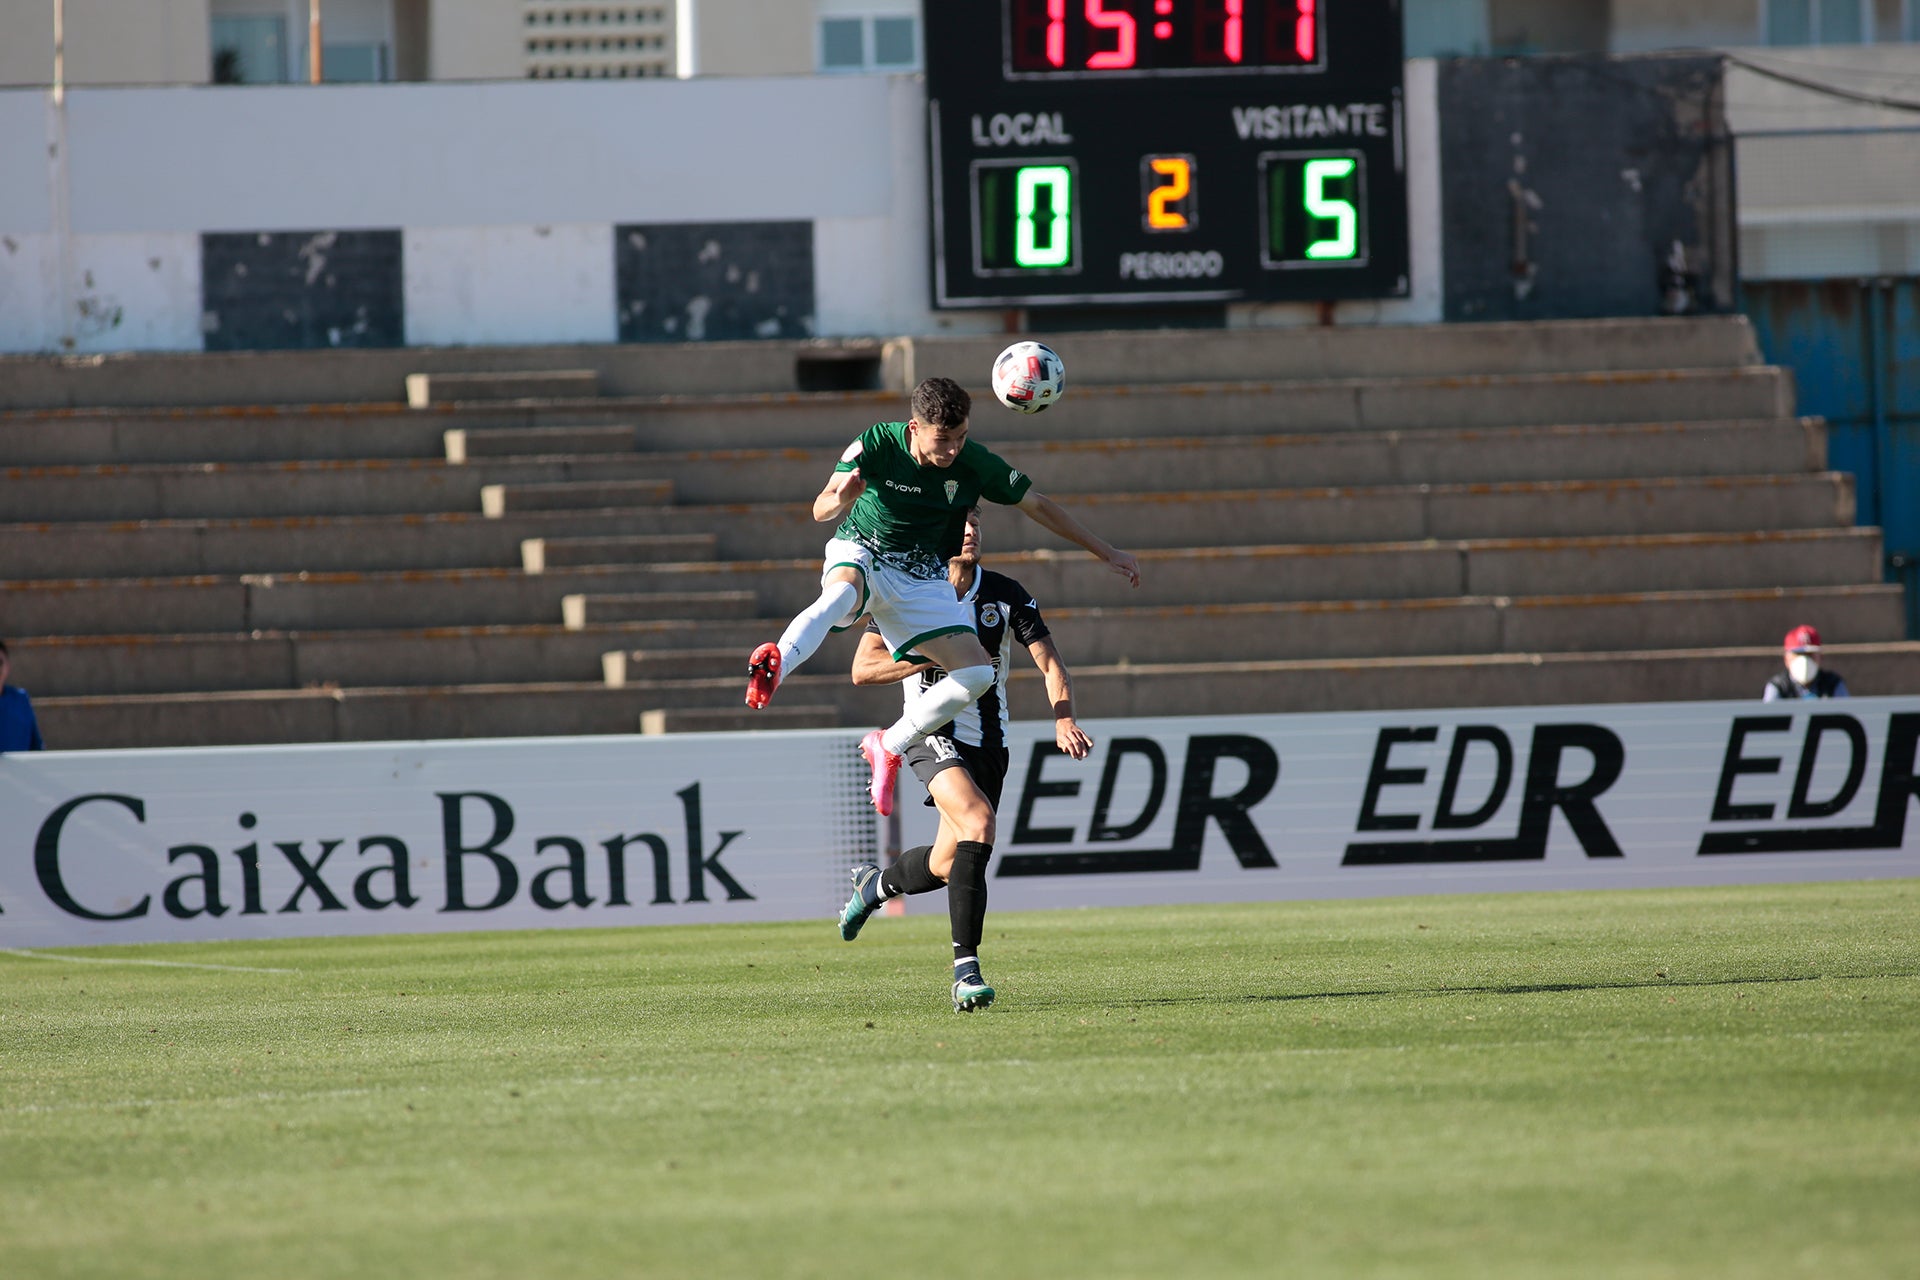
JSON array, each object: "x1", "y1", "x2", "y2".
[{"x1": 3, "y1": 880, "x2": 1918, "y2": 1280}]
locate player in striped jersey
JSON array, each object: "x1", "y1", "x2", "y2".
[{"x1": 837, "y1": 507, "x2": 1093, "y2": 1012}]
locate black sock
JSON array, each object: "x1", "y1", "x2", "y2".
[
  {"x1": 948, "y1": 840, "x2": 991, "y2": 961},
  {"x1": 880, "y1": 846, "x2": 945, "y2": 898}
]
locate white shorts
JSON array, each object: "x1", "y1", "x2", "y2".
[{"x1": 822, "y1": 537, "x2": 975, "y2": 660}]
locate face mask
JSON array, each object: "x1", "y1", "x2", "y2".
[{"x1": 1788, "y1": 655, "x2": 1820, "y2": 686}]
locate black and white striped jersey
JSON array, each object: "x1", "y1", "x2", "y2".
[{"x1": 870, "y1": 569, "x2": 1050, "y2": 749}]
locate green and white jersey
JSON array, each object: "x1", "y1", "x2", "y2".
[{"x1": 833, "y1": 421, "x2": 1033, "y2": 579}]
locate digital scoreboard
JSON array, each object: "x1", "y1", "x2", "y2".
[{"x1": 925, "y1": 0, "x2": 1409, "y2": 308}]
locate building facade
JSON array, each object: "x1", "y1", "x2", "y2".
[{"x1": 6, "y1": 1, "x2": 1915, "y2": 86}]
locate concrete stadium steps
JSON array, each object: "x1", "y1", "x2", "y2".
[
  {"x1": 9, "y1": 472, "x2": 1854, "y2": 581},
  {"x1": 559, "y1": 591, "x2": 759, "y2": 625},
  {"x1": 33, "y1": 643, "x2": 1920, "y2": 749},
  {"x1": 28, "y1": 681, "x2": 823, "y2": 749},
  {"x1": 1008, "y1": 418, "x2": 1824, "y2": 492},
  {"x1": 557, "y1": 367, "x2": 1795, "y2": 443},
  {"x1": 884, "y1": 316, "x2": 1764, "y2": 386},
  {"x1": 1003, "y1": 645, "x2": 1920, "y2": 720},
  {"x1": 0, "y1": 564, "x2": 780, "y2": 636},
  {"x1": 561, "y1": 530, "x2": 1889, "y2": 622},
  {"x1": 483, "y1": 418, "x2": 1826, "y2": 505},
  {"x1": 639, "y1": 706, "x2": 843, "y2": 734},
  {"x1": 405, "y1": 368, "x2": 599, "y2": 405},
  {"x1": 4, "y1": 314, "x2": 1905, "y2": 748},
  {"x1": 8, "y1": 528, "x2": 1879, "y2": 639},
  {"x1": 520, "y1": 533, "x2": 718, "y2": 570},
  {"x1": 15, "y1": 570, "x2": 1903, "y2": 707},
  {"x1": 1051, "y1": 474, "x2": 1855, "y2": 547},
  {"x1": 0, "y1": 367, "x2": 1796, "y2": 467},
  {"x1": 0, "y1": 317, "x2": 1761, "y2": 414},
  {"x1": 0, "y1": 334, "x2": 888, "y2": 411},
  {"x1": 478, "y1": 478, "x2": 675, "y2": 514},
  {"x1": 446, "y1": 425, "x2": 637, "y2": 459},
  {"x1": 3, "y1": 508, "x2": 708, "y2": 580},
  {"x1": 2, "y1": 456, "x2": 674, "y2": 522},
  {"x1": 600, "y1": 585, "x2": 1906, "y2": 678},
  {"x1": 4, "y1": 419, "x2": 1825, "y2": 525},
  {"x1": 0, "y1": 405, "x2": 456, "y2": 466},
  {"x1": 1054, "y1": 585, "x2": 1909, "y2": 663},
  {"x1": 7, "y1": 621, "x2": 852, "y2": 697}
]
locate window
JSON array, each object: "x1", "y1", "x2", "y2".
[
  {"x1": 211, "y1": 15, "x2": 289, "y2": 83},
  {"x1": 821, "y1": 18, "x2": 865, "y2": 70},
  {"x1": 212, "y1": 4, "x2": 394, "y2": 85},
  {"x1": 871, "y1": 17, "x2": 916, "y2": 67},
  {"x1": 818, "y1": 14, "x2": 919, "y2": 73},
  {"x1": 1765, "y1": 0, "x2": 1872, "y2": 44},
  {"x1": 1402, "y1": 0, "x2": 1490, "y2": 57},
  {"x1": 321, "y1": 43, "x2": 389, "y2": 82}
]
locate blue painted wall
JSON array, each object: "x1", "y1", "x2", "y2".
[{"x1": 1745, "y1": 278, "x2": 1920, "y2": 635}]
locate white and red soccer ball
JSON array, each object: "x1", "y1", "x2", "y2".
[{"x1": 990, "y1": 340, "x2": 1066, "y2": 414}]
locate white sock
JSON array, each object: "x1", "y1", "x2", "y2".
[
  {"x1": 775, "y1": 581, "x2": 860, "y2": 676},
  {"x1": 881, "y1": 663, "x2": 994, "y2": 755}
]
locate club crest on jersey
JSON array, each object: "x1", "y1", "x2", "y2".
[
  {"x1": 980, "y1": 603, "x2": 1003, "y2": 628},
  {"x1": 944, "y1": 479, "x2": 959, "y2": 504}
]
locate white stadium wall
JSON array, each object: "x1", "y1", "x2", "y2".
[
  {"x1": 0, "y1": 67, "x2": 1444, "y2": 353},
  {"x1": 403, "y1": 224, "x2": 618, "y2": 348},
  {"x1": 3, "y1": 698, "x2": 1915, "y2": 948}
]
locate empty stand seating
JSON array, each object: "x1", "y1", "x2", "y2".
[{"x1": 2, "y1": 316, "x2": 1914, "y2": 749}]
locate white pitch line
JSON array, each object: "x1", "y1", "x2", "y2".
[{"x1": 0, "y1": 947, "x2": 296, "y2": 974}]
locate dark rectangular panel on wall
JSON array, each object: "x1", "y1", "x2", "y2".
[
  {"x1": 1438, "y1": 56, "x2": 1735, "y2": 323},
  {"x1": 201, "y1": 230, "x2": 404, "y2": 351},
  {"x1": 615, "y1": 221, "x2": 814, "y2": 343}
]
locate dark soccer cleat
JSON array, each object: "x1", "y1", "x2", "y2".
[
  {"x1": 744, "y1": 643, "x2": 782, "y2": 709},
  {"x1": 859, "y1": 729, "x2": 901, "y2": 817},
  {"x1": 838, "y1": 862, "x2": 882, "y2": 941},
  {"x1": 952, "y1": 965, "x2": 996, "y2": 1013}
]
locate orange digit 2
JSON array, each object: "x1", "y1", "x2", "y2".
[{"x1": 1148, "y1": 156, "x2": 1190, "y2": 229}]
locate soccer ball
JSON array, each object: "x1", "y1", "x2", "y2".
[{"x1": 990, "y1": 340, "x2": 1066, "y2": 414}]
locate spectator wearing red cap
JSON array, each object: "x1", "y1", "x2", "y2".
[{"x1": 1763, "y1": 624, "x2": 1850, "y2": 701}]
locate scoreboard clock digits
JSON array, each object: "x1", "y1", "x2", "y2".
[{"x1": 1008, "y1": 0, "x2": 1323, "y2": 76}]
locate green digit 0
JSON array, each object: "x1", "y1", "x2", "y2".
[
  {"x1": 1303, "y1": 157, "x2": 1357, "y2": 261},
  {"x1": 1014, "y1": 165, "x2": 1073, "y2": 268}
]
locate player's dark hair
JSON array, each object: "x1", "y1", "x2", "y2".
[{"x1": 912, "y1": 376, "x2": 971, "y2": 428}]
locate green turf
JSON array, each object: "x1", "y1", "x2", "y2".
[{"x1": 3, "y1": 880, "x2": 1917, "y2": 1279}]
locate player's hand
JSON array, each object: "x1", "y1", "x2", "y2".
[
  {"x1": 1055, "y1": 717, "x2": 1093, "y2": 760},
  {"x1": 1107, "y1": 548, "x2": 1140, "y2": 588},
  {"x1": 832, "y1": 467, "x2": 866, "y2": 502}
]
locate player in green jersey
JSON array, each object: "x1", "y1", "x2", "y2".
[{"x1": 744, "y1": 376, "x2": 1138, "y2": 819}]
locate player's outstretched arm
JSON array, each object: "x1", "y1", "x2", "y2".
[
  {"x1": 1016, "y1": 490, "x2": 1140, "y2": 587},
  {"x1": 851, "y1": 629, "x2": 932, "y2": 686},
  {"x1": 1027, "y1": 635, "x2": 1092, "y2": 760},
  {"x1": 813, "y1": 466, "x2": 866, "y2": 523}
]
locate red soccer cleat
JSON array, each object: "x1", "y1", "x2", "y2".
[
  {"x1": 859, "y1": 730, "x2": 901, "y2": 817},
  {"x1": 744, "y1": 643, "x2": 782, "y2": 709}
]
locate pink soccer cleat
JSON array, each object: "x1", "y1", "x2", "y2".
[
  {"x1": 859, "y1": 730, "x2": 901, "y2": 817},
  {"x1": 744, "y1": 643, "x2": 782, "y2": 709}
]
